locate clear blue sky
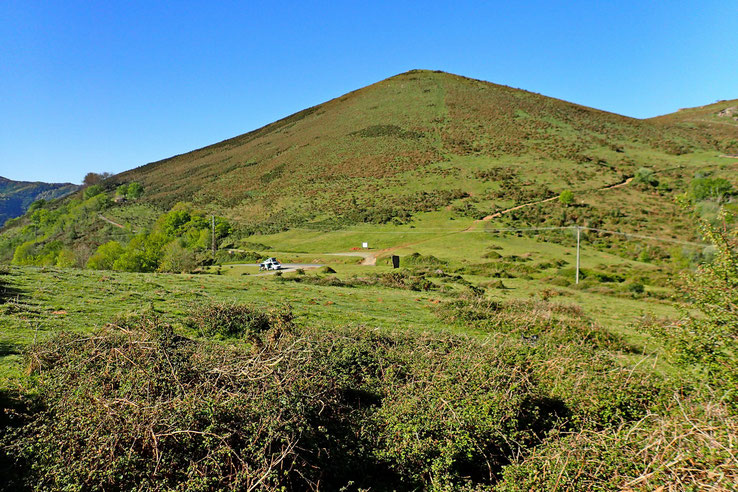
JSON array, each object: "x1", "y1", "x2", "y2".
[{"x1": 1, "y1": 0, "x2": 736, "y2": 183}]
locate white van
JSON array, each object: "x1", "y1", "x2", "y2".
[{"x1": 259, "y1": 257, "x2": 281, "y2": 271}]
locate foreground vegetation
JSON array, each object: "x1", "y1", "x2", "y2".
[{"x1": 1, "y1": 214, "x2": 735, "y2": 490}]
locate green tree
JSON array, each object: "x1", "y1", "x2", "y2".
[
  {"x1": 112, "y1": 234, "x2": 166, "y2": 272},
  {"x1": 12, "y1": 241, "x2": 36, "y2": 266},
  {"x1": 159, "y1": 240, "x2": 198, "y2": 273},
  {"x1": 671, "y1": 211, "x2": 737, "y2": 409},
  {"x1": 56, "y1": 249, "x2": 77, "y2": 268},
  {"x1": 126, "y1": 182, "x2": 144, "y2": 199},
  {"x1": 688, "y1": 177, "x2": 734, "y2": 203},
  {"x1": 559, "y1": 190, "x2": 574, "y2": 206},
  {"x1": 87, "y1": 241, "x2": 125, "y2": 270},
  {"x1": 83, "y1": 184, "x2": 104, "y2": 200}
]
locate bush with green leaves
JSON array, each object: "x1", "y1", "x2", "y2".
[
  {"x1": 86, "y1": 241, "x2": 125, "y2": 270},
  {"x1": 186, "y1": 303, "x2": 294, "y2": 343},
  {"x1": 667, "y1": 212, "x2": 738, "y2": 409},
  {"x1": 688, "y1": 176, "x2": 735, "y2": 203},
  {"x1": 633, "y1": 167, "x2": 658, "y2": 188},
  {"x1": 82, "y1": 184, "x2": 104, "y2": 200},
  {"x1": 5, "y1": 312, "x2": 563, "y2": 490},
  {"x1": 558, "y1": 189, "x2": 574, "y2": 205},
  {"x1": 126, "y1": 182, "x2": 144, "y2": 199},
  {"x1": 497, "y1": 399, "x2": 737, "y2": 491},
  {"x1": 159, "y1": 239, "x2": 198, "y2": 273},
  {"x1": 5, "y1": 294, "x2": 702, "y2": 490}
]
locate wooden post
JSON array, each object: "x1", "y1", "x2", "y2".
[
  {"x1": 211, "y1": 215, "x2": 216, "y2": 258},
  {"x1": 576, "y1": 226, "x2": 582, "y2": 284}
]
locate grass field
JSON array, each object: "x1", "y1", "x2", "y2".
[{"x1": 0, "y1": 228, "x2": 681, "y2": 389}]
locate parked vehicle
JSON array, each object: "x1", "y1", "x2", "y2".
[{"x1": 259, "y1": 257, "x2": 281, "y2": 271}]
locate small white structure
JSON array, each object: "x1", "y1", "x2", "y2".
[{"x1": 362, "y1": 242, "x2": 369, "y2": 249}]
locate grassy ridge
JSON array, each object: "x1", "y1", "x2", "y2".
[
  {"x1": 103, "y1": 70, "x2": 736, "y2": 237},
  {"x1": 1, "y1": 70, "x2": 736, "y2": 271}
]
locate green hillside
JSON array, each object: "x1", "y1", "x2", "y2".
[
  {"x1": 0, "y1": 70, "x2": 736, "y2": 271},
  {"x1": 0, "y1": 177, "x2": 78, "y2": 226},
  {"x1": 648, "y1": 98, "x2": 738, "y2": 154},
  {"x1": 109, "y1": 70, "x2": 733, "y2": 233}
]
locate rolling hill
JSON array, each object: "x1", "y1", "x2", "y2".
[
  {"x1": 0, "y1": 177, "x2": 78, "y2": 226},
  {"x1": 1, "y1": 70, "x2": 736, "y2": 265},
  {"x1": 109, "y1": 70, "x2": 735, "y2": 232},
  {"x1": 648, "y1": 98, "x2": 738, "y2": 154}
]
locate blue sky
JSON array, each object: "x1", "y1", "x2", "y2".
[{"x1": 1, "y1": 0, "x2": 736, "y2": 183}]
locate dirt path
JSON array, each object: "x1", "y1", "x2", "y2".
[
  {"x1": 356, "y1": 175, "x2": 636, "y2": 263},
  {"x1": 225, "y1": 263, "x2": 323, "y2": 276},
  {"x1": 98, "y1": 214, "x2": 134, "y2": 231},
  {"x1": 324, "y1": 252, "x2": 378, "y2": 266},
  {"x1": 476, "y1": 176, "x2": 634, "y2": 224},
  {"x1": 356, "y1": 231, "x2": 465, "y2": 266}
]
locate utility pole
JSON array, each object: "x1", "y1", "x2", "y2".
[
  {"x1": 211, "y1": 215, "x2": 216, "y2": 259},
  {"x1": 575, "y1": 225, "x2": 581, "y2": 285}
]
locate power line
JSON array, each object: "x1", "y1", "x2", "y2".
[
  {"x1": 582, "y1": 227, "x2": 704, "y2": 246},
  {"x1": 320, "y1": 225, "x2": 707, "y2": 246}
]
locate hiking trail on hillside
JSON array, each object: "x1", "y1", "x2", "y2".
[{"x1": 358, "y1": 176, "x2": 635, "y2": 265}]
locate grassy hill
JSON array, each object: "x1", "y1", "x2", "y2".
[
  {"x1": 0, "y1": 177, "x2": 78, "y2": 226},
  {"x1": 1, "y1": 70, "x2": 736, "y2": 282},
  {"x1": 648, "y1": 98, "x2": 738, "y2": 154},
  {"x1": 106, "y1": 70, "x2": 734, "y2": 235}
]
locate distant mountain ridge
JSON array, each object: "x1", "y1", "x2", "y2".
[{"x1": 0, "y1": 177, "x2": 79, "y2": 225}]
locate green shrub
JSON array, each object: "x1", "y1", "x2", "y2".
[
  {"x1": 627, "y1": 282, "x2": 644, "y2": 294},
  {"x1": 82, "y1": 184, "x2": 104, "y2": 200},
  {"x1": 187, "y1": 303, "x2": 293, "y2": 344},
  {"x1": 633, "y1": 167, "x2": 658, "y2": 188},
  {"x1": 126, "y1": 182, "x2": 144, "y2": 199},
  {"x1": 86, "y1": 241, "x2": 125, "y2": 270},
  {"x1": 159, "y1": 240, "x2": 198, "y2": 273},
  {"x1": 497, "y1": 401, "x2": 738, "y2": 491},
  {"x1": 688, "y1": 176, "x2": 734, "y2": 203},
  {"x1": 559, "y1": 189, "x2": 574, "y2": 205},
  {"x1": 402, "y1": 252, "x2": 448, "y2": 267},
  {"x1": 55, "y1": 249, "x2": 77, "y2": 268},
  {"x1": 6, "y1": 317, "x2": 570, "y2": 490},
  {"x1": 665, "y1": 211, "x2": 738, "y2": 410}
]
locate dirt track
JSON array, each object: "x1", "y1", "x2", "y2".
[
  {"x1": 479, "y1": 176, "x2": 634, "y2": 222},
  {"x1": 359, "y1": 175, "x2": 636, "y2": 264}
]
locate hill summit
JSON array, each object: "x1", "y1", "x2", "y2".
[
  {"x1": 1, "y1": 70, "x2": 736, "y2": 268},
  {"x1": 110, "y1": 70, "x2": 735, "y2": 230}
]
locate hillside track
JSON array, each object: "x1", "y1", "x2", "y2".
[
  {"x1": 477, "y1": 176, "x2": 634, "y2": 224},
  {"x1": 227, "y1": 263, "x2": 323, "y2": 276},
  {"x1": 97, "y1": 214, "x2": 134, "y2": 231},
  {"x1": 360, "y1": 175, "x2": 636, "y2": 263}
]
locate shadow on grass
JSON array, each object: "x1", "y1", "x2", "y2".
[
  {"x1": 0, "y1": 274, "x2": 24, "y2": 304},
  {"x1": 0, "y1": 341, "x2": 20, "y2": 358},
  {"x1": 0, "y1": 388, "x2": 33, "y2": 491}
]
